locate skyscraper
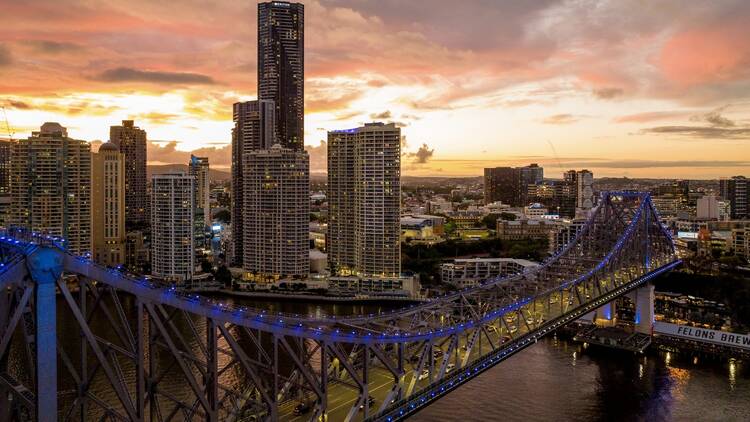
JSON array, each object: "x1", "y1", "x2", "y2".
[
  {"x1": 243, "y1": 145, "x2": 309, "y2": 279},
  {"x1": 564, "y1": 169, "x2": 594, "y2": 212},
  {"x1": 190, "y1": 155, "x2": 211, "y2": 228},
  {"x1": 151, "y1": 173, "x2": 194, "y2": 282},
  {"x1": 11, "y1": 123, "x2": 91, "y2": 254},
  {"x1": 110, "y1": 120, "x2": 148, "y2": 230},
  {"x1": 258, "y1": 1, "x2": 304, "y2": 150},
  {"x1": 0, "y1": 140, "x2": 12, "y2": 228},
  {"x1": 231, "y1": 100, "x2": 275, "y2": 266},
  {"x1": 92, "y1": 142, "x2": 126, "y2": 266},
  {"x1": 484, "y1": 167, "x2": 520, "y2": 206},
  {"x1": 328, "y1": 123, "x2": 401, "y2": 277},
  {"x1": 720, "y1": 176, "x2": 748, "y2": 220},
  {"x1": 519, "y1": 163, "x2": 543, "y2": 205}
]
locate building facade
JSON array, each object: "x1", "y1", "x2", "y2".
[
  {"x1": 110, "y1": 120, "x2": 148, "y2": 230},
  {"x1": 231, "y1": 100, "x2": 275, "y2": 266},
  {"x1": 243, "y1": 146, "x2": 309, "y2": 279},
  {"x1": 92, "y1": 143, "x2": 126, "y2": 266},
  {"x1": 496, "y1": 218, "x2": 558, "y2": 241},
  {"x1": 328, "y1": 123, "x2": 401, "y2": 277},
  {"x1": 440, "y1": 257, "x2": 539, "y2": 288},
  {"x1": 151, "y1": 173, "x2": 194, "y2": 282},
  {"x1": 0, "y1": 140, "x2": 12, "y2": 227},
  {"x1": 484, "y1": 167, "x2": 519, "y2": 206},
  {"x1": 11, "y1": 123, "x2": 91, "y2": 254},
  {"x1": 720, "y1": 176, "x2": 748, "y2": 220},
  {"x1": 258, "y1": 1, "x2": 304, "y2": 150},
  {"x1": 190, "y1": 155, "x2": 211, "y2": 227}
]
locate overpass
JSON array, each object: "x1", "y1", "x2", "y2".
[{"x1": 0, "y1": 192, "x2": 680, "y2": 421}]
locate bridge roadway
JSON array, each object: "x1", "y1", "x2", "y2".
[
  {"x1": 0, "y1": 192, "x2": 680, "y2": 421},
  {"x1": 276, "y1": 261, "x2": 680, "y2": 422}
]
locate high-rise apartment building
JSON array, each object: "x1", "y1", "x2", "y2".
[
  {"x1": 243, "y1": 145, "x2": 309, "y2": 279},
  {"x1": 11, "y1": 123, "x2": 91, "y2": 254},
  {"x1": 720, "y1": 176, "x2": 748, "y2": 220},
  {"x1": 231, "y1": 100, "x2": 275, "y2": 266},
  {"x1": 92, "y1": 142, "x2": 126, "y2": 266},
  {"x1": 484, "y1": 167, "x2": 520, "y2": 206},
  {"x1": 519, "y1": 163, "x2": 543, "y2": 205},
  {"x1": 110, "y1": 120, "x2": 148, "y2": 230},
  {"x1": 190, "y1": 155, "x2": 211, "y2": 228},
  {"x1": 151, "y1": 173, "x2": 194, "y2": 282},
  {"x1": 0, "y1": 140, "x2": 13, "y2": 228},
  {"x1": 565, "y1": 169, "x2": 594, "y2": 211},
  {"x1": 258, "y1": 1, "x2": 304, "y2": 150},
  {"x1": 328, "y1": 123, "x2": 401, "y2": 277}
]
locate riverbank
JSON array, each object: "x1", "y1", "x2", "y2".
[{"x1": 192, "y1": 288, "x2": 427, "y2": 304}]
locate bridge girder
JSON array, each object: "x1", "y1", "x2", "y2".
[{"x1": 0, "y1": 192, "x2": 680, "y2": 421}]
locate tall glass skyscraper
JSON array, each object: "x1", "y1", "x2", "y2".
[
  {"x1": 110, "y1": 120, "x2": 148, "y2": 231},
  {"x1": 258, "y1": 1, "x2": 304, "y2": 150}
]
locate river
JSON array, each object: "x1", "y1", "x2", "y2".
[{"x1": 6, "y1": 294, "x2": 750, "y2": 421}]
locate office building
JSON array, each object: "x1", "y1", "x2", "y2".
[
  {"x1": 697, "y1": 195, "x2": 721, "y2": 220},
  {"x1": 484, "y1": 167, "x2": 519, "y2": 206},
  {"x1": 720, "y1": 176, "x2": 748, "y2": 220},
  {"x1": 91, "y1": 142, "x2": 126, "y2": 266},
  {"x1": 110, "y1": 120, "x2": 148, "y2": 230},
  {"x1": 151, "y1": 173, "x2": 194, "y2": 282},
  {"x1": 0, "y1": 140, "x2": 12, "y2": 227},
  {"x1": 519, "y1": 163, "x2": 543, "y2": 204},
  {"x1": 190, "y1": 155, "x2": 211, "y2": 227},
  {"x1": 565, "y1": 169, "x2": 594, "y2": 211},
  {"x1": 328, "y1": 122, "x2": 401, "y2": 277},
  {"x1": 258, "y1": 1, "x2": 304, "y2": 150},
  {"x1": 231, "y1": 100, "x2": 275, "y2": 266},
  {"x1": 441, "y1": 258, "x2": 539, "y2": 288},
  {"x1": 243, "y1": 145, "x2": 309, "y2": 279},
  {"x1": 11, "y1": 123, "x2": 91, "y2": 254},
  {"x1": 496, "y1": 218, "x2": 558, "y2": 241}
]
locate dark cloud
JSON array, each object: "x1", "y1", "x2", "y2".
[
  {"x1": 593, "y1": 87, "x2": 624, "y2": 99},
  {"x1": 641, "y1": 125, "x2": 750, "y2": 140},
  {"x1": 3, "y1": 100, "x2": 31, "y2": 110},
  {"x1": 95, "y1": 67, "x2": 216, "y2": 85},
  {"x1": 305, "y1": 140, "x2": 327, "y2": 173},
  {"x1": 558, "y1": 159, "x2": 750, "y2": 169},
  {"x1": 0, "y1": 44, "x2": 11, "y2": 66},
  {"x1": 691, "y1": 108, "x2": 735, "y2": 127},
  {"x1": 370, "y1": 110, "x2": 392, "y2": 119},
  {"x1": 542, "y1": 114, "x2": 579, "y2": 124},
  {"x1": 147, "y1": 140, "x2": 230, "y2": 167},
  {"x1": 24, "y1": 40, "x2": 82, "y2": 53},
  {"x1": 614, "y1": 111, "x2": 689, "y2": 123},
  {"x1": 407, "y1": 143, "x2": 435, "y2": 164}
]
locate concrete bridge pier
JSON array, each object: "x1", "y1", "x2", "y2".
[
  {"x1": 594, "y1": 302, "x2": 617, "y2": 327},
  {"x1": 632, "y1": 283, "x2": 655, "y2": 335}
]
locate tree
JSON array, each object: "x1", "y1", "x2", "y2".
[
  {"x1": 499, "y1": 212, "x2": 517, "y2": 221},
  {"x1": 481, "y1": 214, "x2": 499, "y2": 229},
  {"x1": 215, "y1": 265, "x2": 232, "y2": 288},
  {"x1": 213, "y1": 209, "x2": 231, "y2": 224},
  {"x1": 200, "y1": 259, "x2": 213, "y2": 274}
]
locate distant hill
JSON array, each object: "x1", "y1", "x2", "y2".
[{"x1": 148, "y1": 164, "x2": 231, "y2": 181}]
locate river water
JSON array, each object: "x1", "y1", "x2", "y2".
[{"x1": 7, "y1": 295, "x2": 750, "y2": 421}]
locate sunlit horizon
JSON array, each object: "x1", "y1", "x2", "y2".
[{"x1": 2, "y1": 0, "x2": 749, "y2": 178}]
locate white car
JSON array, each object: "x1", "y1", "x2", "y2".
[
  {"x1": 418, "y1": 370, "x2": 430, "y2": 381},
  {"x1": 446, "y1": 363, "x2": 456, "y2": 373}
]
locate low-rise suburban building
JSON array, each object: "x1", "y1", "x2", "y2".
[{"x1": 441, "y1": 257, "x2": 539, "y2": 288}]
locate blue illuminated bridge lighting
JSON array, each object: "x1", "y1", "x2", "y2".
[{"x1": 0, "y1": 191, "x2": 681, "y2": 421}]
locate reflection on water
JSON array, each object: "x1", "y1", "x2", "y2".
[
  {"x1": 414, "y1": 336, "x2": 750, "y2": 422},
  {"x1": 7, "y1": 295, "x2": 750, "y2": 421}
]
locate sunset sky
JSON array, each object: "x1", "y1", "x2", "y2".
[{"x1": 1, "y1": 0, "x2": 749, "y2": 178}]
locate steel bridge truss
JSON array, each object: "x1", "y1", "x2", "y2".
[{"x1": 0, "y1": 192, "x2": 679, "y2": 421}]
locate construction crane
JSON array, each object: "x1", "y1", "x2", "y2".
[{"x1": 1, "y1": 105, "x2": 14, "y2": 142}]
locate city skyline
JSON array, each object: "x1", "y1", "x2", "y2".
[{"x1": 2, "y1": 0, "x2": 749, "y2": 178}]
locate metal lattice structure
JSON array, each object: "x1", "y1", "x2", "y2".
[{"x1": 0, "y1": 192, "x2": 679, "y2": 421}]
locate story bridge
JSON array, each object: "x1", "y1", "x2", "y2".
[{"x1": 0, "y1": 191, "x2": 680, "y2": 421}]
